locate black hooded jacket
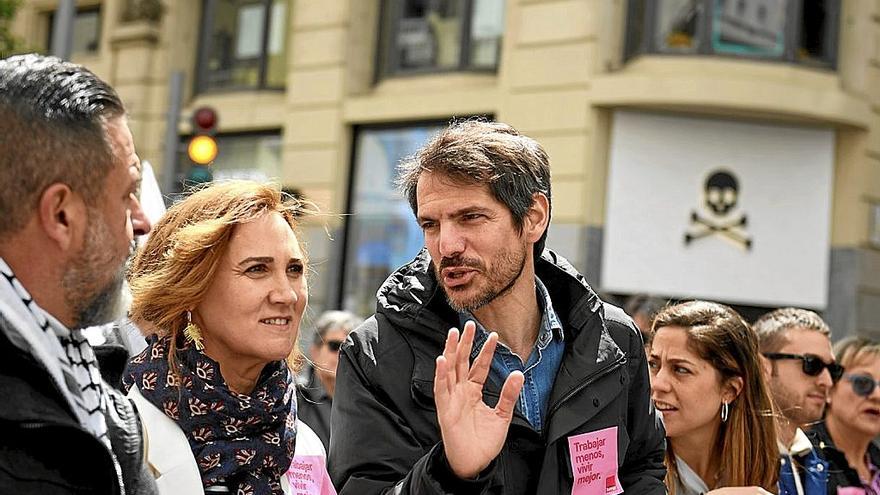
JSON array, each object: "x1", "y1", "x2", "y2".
[{"x1": 328, "y1": 249, "x2": 666, "y2": 494}]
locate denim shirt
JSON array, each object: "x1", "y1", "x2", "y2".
[
  {"x1": 459, "y1": 277, "x2": 564, "y2": 433},
  {"x1": 778, "y1": 429, "x2": 828, "y2": 495}
]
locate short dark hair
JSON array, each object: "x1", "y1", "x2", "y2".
[
  {"x1": 0, "y1": 54, "x2": 125, "y2": 238},
  {"x1": 397, "y1": 119, "x2": 553, "y2": 257},
  {"x1": 753, "y1": 307, "x2": 831, "y2": 354}
]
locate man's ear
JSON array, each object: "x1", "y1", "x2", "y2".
[
  {"x1": 722, "y1": 376, "x2": 744, "y2": 404},
  {"x1": 524, "y1": 192, "x2": 550, "y2": 244},
  {"x1": 38, "y1": 183, "x2": 86, "y2": 252}
]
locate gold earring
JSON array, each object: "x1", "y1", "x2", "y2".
[{"x1": 184, "y1": 311, "x2": 204, "y2": 350}]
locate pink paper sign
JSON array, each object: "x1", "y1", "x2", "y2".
[
  {"x1": 837, "y1": 488, "x2": 866, "y2": 495},
  {"x1": 286, "y1": 455, "x2": 337, "y2": 495},
  {"x1": 567, "y1": 426, "x2": 623, "y2": 495}
]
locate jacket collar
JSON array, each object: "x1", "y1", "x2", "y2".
[
  {"x1": 374, "y1": 248, "x2": 604, "y2": 337},
  {"x1": 378, "y1": 249, "x2": 627, "y2": 440},
  {"x1": 787, "y1": 428, "x2": 815, "y2": 456},
  {"x1": 808, "y1": 420, "x2": 880, "y2": 466},
  {"x1": 129, "y1": 386, "x2": 207, "y2": 495}
]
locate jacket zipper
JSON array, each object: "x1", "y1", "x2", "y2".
[
  {"x1": 547, "y1": 354, "x2": 627, "y2": 419},
  {"x1": 19, "y1": 421, "x2": 52, "y2": 430}
]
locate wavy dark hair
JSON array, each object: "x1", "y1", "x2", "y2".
[{"x1": 397, "y1": 119, "x2": 552, "y2": 258}]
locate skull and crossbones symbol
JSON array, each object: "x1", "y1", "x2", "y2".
[{"x1": 684, "y1": 170, "x2": 752, "y2": 250}]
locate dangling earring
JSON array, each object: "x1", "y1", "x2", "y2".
[
  {"x1": 720, "y1": 401, "x2": 730, "y2": 423},
  {"x1": 184, "y1": 310, "x2": 204, "y2": 351}
]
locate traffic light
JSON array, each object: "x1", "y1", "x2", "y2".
[
  {"x1": 187, "y1": 107, "x2": 218, "y2": 165},
  {"x1": 186, "y1": 164, "x2": 213, "y2": 185}
]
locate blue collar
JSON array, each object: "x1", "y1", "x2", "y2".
[{"x1": 460, "y1": 276, "x2": 564, "y2": 356}]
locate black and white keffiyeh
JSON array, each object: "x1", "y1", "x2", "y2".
[{"x1": 0, "y1": 257, "x2": 110, "y2": 447}]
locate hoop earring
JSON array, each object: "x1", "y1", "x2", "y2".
[
  {"x1": 184, "y1": 311, "x2": 204, "y2": 351},
  {"x1": 720, "y1": 401, "x2": 730, "y2": 423}
]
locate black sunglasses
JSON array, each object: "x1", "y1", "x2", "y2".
[
  {"x1": 325, "y1": 340, "x2": 344, "y2": 352},
  {"x1": 843, "y1": 373, "x2": 880, "y2": 398},
  {"x1": 763, "y1": 353, "x2": 844, "y2": 382}
]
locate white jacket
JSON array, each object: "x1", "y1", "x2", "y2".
[{"x1": 129, "y1": 386, "x2": 335, "y2": 495}]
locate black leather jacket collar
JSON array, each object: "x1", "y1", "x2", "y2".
[
  {"x1": 0, "y1": 313, "x2": 157, "y2": 495},
  {"x1": 807, "y1": 420, "x2": 880, "y2": 493}
]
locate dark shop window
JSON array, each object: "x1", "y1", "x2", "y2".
[
  {"x1": 47, "y1": 6, "x2": 102, "y2": 56},
  {"x1": 624, "y1": 0, "x2": 839, "y2": 69},
  {"x1": 196, "y1": 0, "x2": 288, "y2": 92},
  {"x1": 377, "y1": 0, "x2": 505, "y2": 78}
]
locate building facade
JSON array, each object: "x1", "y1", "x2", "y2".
[{"x1": 11, "y1": 0, "x2": 880, "y2": 338}]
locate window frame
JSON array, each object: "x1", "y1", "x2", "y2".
[
  {"x1": 335, "y1": 120, "x2": 452, "y2": 311},
  {"x1": 624, "y1": 0, "x2": 840, "y2": 70},
  {"x1": 195, "y1": 0, "x2": 286, "y2": 94},
  {"x1": 378, "y1": 0, "x2": 503, "y2": 80},
  {"x1": 47, "y1": 5, "x2": 103, "y2": 57}
]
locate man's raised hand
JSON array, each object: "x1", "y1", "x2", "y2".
[{"x1": 433, "y1": 321, "x2": 525, "y2": 480}]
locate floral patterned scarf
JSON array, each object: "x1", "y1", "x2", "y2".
[{"x1": 123, "y1": 335, "x2": 296, "y2": 495}]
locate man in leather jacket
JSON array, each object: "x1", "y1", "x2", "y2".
[
  {"x1": 0, "y1": 54, "x2": 156, "y2": 495},
  {"x1": 329, "y1": 120, "x2": 666, "y2": 494}
]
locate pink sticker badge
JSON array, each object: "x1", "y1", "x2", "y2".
[
  {"x1": 837, "y1": 488, "x2": 866, "y2": 495},
  {"x1": 286, "y1": 455, "x2": 337, "y2": 495},
  {"x1": 567, "y1": 426, "x2": 623, "y2": 495}
]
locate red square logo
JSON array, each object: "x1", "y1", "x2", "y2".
[{"x1": 605, "y1": 474, "x2": 616, "y2": 493}]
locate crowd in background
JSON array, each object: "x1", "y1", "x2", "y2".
[{"x1": 303, "y1": 296, "x2": 880, "y2": 495}]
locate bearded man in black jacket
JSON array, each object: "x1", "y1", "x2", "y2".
[
  {"x1": 329, "y1": 120, "x2": 666, "y2": 494},
  {"x1": 0, "y1": 54, "x2": 156, "y2": 494}
]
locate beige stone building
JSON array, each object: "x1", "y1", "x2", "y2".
[{"x1": 9, "y1": 0, "x2": 880, "y2": 337}]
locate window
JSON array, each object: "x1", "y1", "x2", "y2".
[
  {"x1": 378, "y1": 0, "x2": 505, "y2": 78},
  {"x1": 47, "y1": 6, "x2": 101, "y2": 56},
  {"x1": 177, "y1": 131, "x2": 283, "y2": 190},
  {"x1": 339, "y1": 124, "x2": 445, "y2": 317},
  {"x1": 197, "y1": 0, "x2": 288, "y2": 92},
  {"x1": 625, "y1": 0, "x2": 839, "y2": 68}
]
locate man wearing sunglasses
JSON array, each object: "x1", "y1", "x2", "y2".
[
  {"x1": 755, "y1": 308, "x2": 839, "y2": 495},
  {"x1": 297, "y1": 310, "x2": 363, "y2": 451}
]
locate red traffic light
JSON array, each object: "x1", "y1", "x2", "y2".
[
  {"x1": 193, "y1": 107, "x2": 217, "y2": 131},
  {"x1": 188, "y1": 107, "x2": 218, "y2": 166}
]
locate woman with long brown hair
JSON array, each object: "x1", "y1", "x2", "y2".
[{"x1": 649, "y1": 301, "x2": 778, "y2": 495}]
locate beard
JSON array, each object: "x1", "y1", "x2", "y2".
[
  {"x1": 770, "y1": 378, "x2": 825, "y2": 426},
  {"x1": 62, "y1": 210, "x2": 130, "y2": 329},
  {"x1": 436, "y1": 242, "x2": 528, "y2": 313}
]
